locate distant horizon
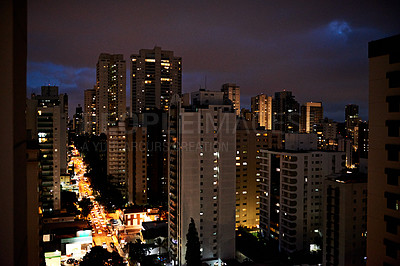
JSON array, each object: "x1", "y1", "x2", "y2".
[{"x1": 26, "y1": 79, "x2": 364, "y2": 123}]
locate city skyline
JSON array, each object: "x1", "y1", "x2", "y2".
[
  {"x1": 2, "y1": 0, "x2": 399, "y2": 264},
  {"x1": 27, "y1": 1, "x2": 400, "y2": 121}
]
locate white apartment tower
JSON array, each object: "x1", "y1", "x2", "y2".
[
  {"x1": 27, "y1": 86, "x2": 68, "y2": 212},
  {"x1": 96, "y1": 53, "x2": 126, "y2": 135},
  {"x1": 168, "y1": 90, "x2": 236, "y2": 265},
  {"x1": 259, "y1": 134, "x2": 345, "y2": 254}
]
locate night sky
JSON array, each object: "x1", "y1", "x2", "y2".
[{"x1": 28, "y1": 1, "x2": 400, "y2": 121}]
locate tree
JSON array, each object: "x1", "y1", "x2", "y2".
[
  {"x1": 61, "y1": 191, "x2": 79, "y2": 214},
  {"x1": 127, "y1": 240, "x2": 152, "y2": 265},
  {"x1": 185, "y1": 218, "x2": 201, "y2": 266},
  {"x1": 80, "y1": 246, "x2": 123, "y2": 266},
  {"x1": 78, "y1": 198, "x2": 93, "y2": 218}
]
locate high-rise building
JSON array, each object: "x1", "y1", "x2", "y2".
[
  {"x1": 338, "y1": 138, "x2": 353, "y2": 168},
  {"x1": 72, "y1": 104, "x2": 83, "y2": 135},
  {"x1": 300, "y1": 102, "x2": 323, "y2": 133},
  {"x1": 367, "y1": 34, "x2": 400, "y2": 265},
  {"x1": 131, "y1": 46, "x2": 182, "y2": 114},
  {"x1": 26, "y1": 142, "x2": 41, "y2": 266},
  {"x1": 323, "y1": 171, "x2": 367, "y2": 266},
  {"x1": 221, "y1": 83, "x2": 240, "y2": 116},
  {"x1": 259, "y1": 134, "x2": 345, "y2": 254},
  {"x1": 235, "y1": 120, "x2": 267, "y2": 228},
  {"x1": 126, "y1": 124, "x2": 148, "y2": 205},
  {"x1": 357, "y1": 121, "x2": 369, "y2": 159},
  {"x1": 235, "y1": 121, "x2": 284, "y2": 229},
  {"x1": 107, "y1": 121, "x2": 127, "y2": 193},
  {"x1": 130, "y1": 47, "x2": 182, "y2": 206},
  {"x1": 96, "y1": 53, "x2": 126, "y2": 134},
  {"x1": 320, "y1": 118, "x2": 338, "y2": 150},
  {"x1": 168, "y1": 90, "x2": 236, "y2": 265},
  {"x1": 273, "y1": 91, "x2": 300, "y2": 133},
  {"x1": 345, "y1": 104, "x2": 359, "y2": 139},
  {"x1": 240, "y1": 108, "x2": 253, "y2": 121},
  {"x1": 83, "y1": 88, "x2": 96, "y2": 135},
  {"x1": 251, "y1": 94, "x2": 273, "y2": 130},
  {"x1": 27, "y1": 86, "x2": 69, "y2": 212},
  {"x1": 1, "y1": 2, "x2": 34, "y2": 264}
]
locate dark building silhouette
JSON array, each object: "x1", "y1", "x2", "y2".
[
  {"x1": 1, "y1": 0, "x2": 30, "y2": 264},
  {"x1": 273, "y1": 91, "x2": 300, "y2": 133},
  {"x1": 367, "y1": 34, "x2": 400, "y2": 266},
  {"x1": 130, "y1": 47, "x2": 182, "y2": 206},
  {"x1": 358, "y1": 121, "x2": 369, "y2": 159},
  {"x1": 73, "y1": 105, "x2": 83, "y2": 135},
  {"x1": 345, "y1": 104, "x2": 359, "y2": 140}
]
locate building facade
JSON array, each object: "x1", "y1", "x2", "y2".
[
  {"x1": 83, "y1": 88, "x2": 96, "y2": 135},
  {"x1": 323, "y1": 172, "x2": 367, "y2": 266},
  {"x1": 168, "y1": 90, "x2": 236, "y2": 265},
  {"x1": 221, "y1": 83, "x2": 240, "y2": 116},
  {"x1": 73, "y1": 105, "x2": 83, "y2": 135},
  {"x1": 300, "y1": 102, "x2": 323, "y2": 133},
  {"x1": 131, "y1": 46, "x2": 182, "y2": 114},
  {"x1": 107, "y1": 121, "x2": 127, "y2": 194},
  {"x1": 96, "y1": 53, "x2": 126, "y2": 135},
  {"x1": 259, "y1": 136, "x2": 345, "y2": 254},
  {"x1": 345, "y1": 104, "x2": 359, "y2": 140},
  {"x1": 320, "y1": 118, "x2": 338, "y2": 150},
  {"x1": 235, "y1": 120, "x2": 268, "y2": 228},
  {"x1": 251, "y1": 94, "x2": 273, "y2": 130},
  {"x1": 27, "y1": 86, "x2": 68, "y2": 213},
  {"x1": 126, "y1": 125, "x2": 148, "y2": 205},
  {"x1": 273, "y1": 91, "x2": 300, "y2": 133},
  {"x1": 367, "y1": 34, "x2": 400, "y2": 265}
]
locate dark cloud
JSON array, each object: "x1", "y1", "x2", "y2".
[
  {"x1": 28, "y1": 0, "x2": 400, "y2": 120},
  {"x1": 27, "y1": 62, "x2": 96, "y2": 113}
]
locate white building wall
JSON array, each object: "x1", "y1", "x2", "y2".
[
  {"x1": 174, "y1": 100, "x2": 236, "y2": 265},
  {"x1": 260, "y1": 149, "x2": 345, "y2": 253}
]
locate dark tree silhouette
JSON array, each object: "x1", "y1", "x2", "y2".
[
  {"x1": 78, "y1": 197, "x2": 93, "y2": 217},
  {"x1": 127, "y1": 240, "x2": 152, "y2": 265},
  {"x1": 80, "y1": 246, "x2": 123, "y2": 266},
  {"x1": 61, "y1": 191, "x2": 79, "y2": 214},
  {"x1": 185, "y1": 218, "x2": 201, "y2": 266}
]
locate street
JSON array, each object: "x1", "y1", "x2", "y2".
[{"x1": 71, "y1": 147, "x2": 128, "y2": 262}]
